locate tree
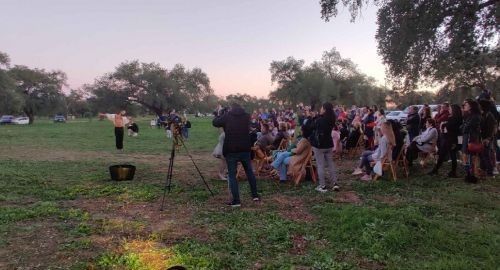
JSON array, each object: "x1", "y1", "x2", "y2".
[
  {"x1": 65, "y1": 89, "x2": 91, "y2": 118},
  {"x1": 88, "y1": 61, "x2": 213, "y2": 116},
  {"x1": 0, "y1": 52, "x2": 22, "y2": 114},
  {"x1": 320, "y1": 0, "x2": 499, "y2": 91},
  {"x1": 269, "y1": 48, "x2": 387, "y2": 108},
  {"x1": 7, "y1": 65, "x2": 67, "y2": 124}
]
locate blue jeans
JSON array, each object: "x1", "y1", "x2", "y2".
[
  {"x1": 360, "y1": 150, "x2": 374, "y2": 173},
  {"x1": 271, "y1": 151, "x2": 292, "y2": 181},
  {"x1": 225, "y1": 152, "x2": 259, "y2": 203}
]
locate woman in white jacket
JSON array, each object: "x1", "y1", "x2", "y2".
[
  {"x1": 406, "y1": 118, "x2": 438, "y2": 166},
  {"x1": 352, "y1": 122, "x2": 396, "y2": 181}
]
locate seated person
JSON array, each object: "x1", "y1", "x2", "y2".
[
  {"x1": 406, "y1": 118, "x2": 438, "y2": 166},
  {"x1": 387, "y1": 119, "x2": 405, "y2": 160},
  {"x1": 352, "y1": 122, "x2": 395, "y2": 181},
  {"x1": 255, "y1": 123, "x2": 275, "y2": 151},
  {"x1": 331, "y1": 124, "x2": 342, "y2": 155},
  {"x1": 345, "y1": 121, "x2": 362, "y2": 149},
  {"x1": 272, "y1": 122, "x2": 290, "y2": 149},
  {"x1": 271, "y1": 126, "x2": 313, "y2": 182},
  {"x1": 127, "y1": 118, "x2": 139, "y2": 137}
]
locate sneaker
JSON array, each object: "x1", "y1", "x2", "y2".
[
  {"x1": 360, "y1": 174, "x2": 372, "y2": 181},
  {"x1": 227, "y1": 201, "x2": 241, "y2": 207},
  {"x1": 315, "y1": 185, "x2": 328, "y2": 193},
  {"x1": 252, "y1": 197, "x2": 261, "y2": 202},
  {"x1": 493, "y1": 168, "x2": 499, "y2": 175},
  {"x1": 352, "y1": 168, "x2": 363, "y2": 175},
  {"x1": 332, "y1": 183, "x2": 340, "y2": 192}
]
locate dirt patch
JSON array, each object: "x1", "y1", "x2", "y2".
[
  {"x1": 372, "y1": 195, "x2": 399, "y2": 205},
  {"x1": 272, "y1": 195, "x2": 316, "y2": 222},
  {"x1": 0, "y1": 220, "x2": 91, "y2": 270},
  {"x1": 334, "y1": 191, "x2": 362, "y2": 204},
  {"x1": 290, "y1": 234, "x2": 308, "y2": 255}
]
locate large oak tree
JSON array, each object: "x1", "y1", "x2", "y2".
[{"x1": 320, "y1": 0, "x2": 499, "y2": 91}]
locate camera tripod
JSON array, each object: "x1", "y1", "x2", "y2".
[{"x1": 160, "y1": 129, "x2": 214, "y2": 211}]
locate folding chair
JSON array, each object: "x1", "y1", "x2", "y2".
[
  {"x1": 418, "y1": 143, "x2": 437, "y2": 167},
  {"x1": 293, "y1": 150, "x2": 317, "y2": 185},
  {"x1": 372, "y1": 146, "x2": 397, "y2": 181},
  {"x1": 277, "y1": 138, "x2": 289, "y2": 151},
  {"x1": 348, "y1": 133, "x2": 365, "y2": 158},
  {"x1": 395, "y1": 146, "x2": 409, "y2": 178}
]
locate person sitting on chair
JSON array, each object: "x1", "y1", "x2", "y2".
[
  {"x1": 272, "y1": 122, "x2": 290, "y2": 150},
  {"x1": 352, "y1": 121, "x2": 395, "y2": 181},
  {"x1": 255, "y1": 123, "x2": 275, "y2": 151},
  {"x1": 270, "y1": 125, "x2": 312, "y2": 183},
  {"x1": 406, "y1": 118, "x2": 438, "y2": 167}
]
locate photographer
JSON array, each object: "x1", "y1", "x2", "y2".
[{"x1": 213, "y1": 103, "x2": 260, "y2": 207}]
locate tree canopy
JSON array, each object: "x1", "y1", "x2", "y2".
[
  {"x1": 86, "y1": 61, "x2": 213, "y2": 116},
  {"x1": 269, "y1": 48, "x2": 388, "y2": 109},
  {"x1": 320, "y1": 0, "x2": 499, "y2": 91}
]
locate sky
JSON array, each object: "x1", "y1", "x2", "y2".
[{"x1": 0, "y1": 0, "x2": 385, "y2": 98}]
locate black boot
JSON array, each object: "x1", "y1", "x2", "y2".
[{"x1": 447, "y1": 171, "x2": 458, "y2": 178}]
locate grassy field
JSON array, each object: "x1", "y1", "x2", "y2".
[{"x1": 0, "y1": 117, "x2": 499, "y2": 269}]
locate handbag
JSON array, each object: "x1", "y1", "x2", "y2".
[
  {"x1": 373, "y1": 161, "x2": 383, "y2": 176},
  {"x1": 467, "y1": 142, "x2": 483, "y2": 154}
]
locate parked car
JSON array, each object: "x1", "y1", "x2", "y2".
[
  {"x1": 54, "y1": 114, "x2": 66, "y2": 123},
  {"x1": 12, "y1": 117, "x2": 29, "y2": 125},
  {"x1": 386, "y1": 110, "x2": 406, "y2": 125},
  {"x1": 0, "y1": 115, "x2": 15, "y2": 125},
  {"x1": 399, "y1": 104, "x2": 439, "y2": 125}
]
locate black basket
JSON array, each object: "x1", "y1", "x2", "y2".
[{"x1": 109, "y1": 165, "x2": 136, "y2": 181}]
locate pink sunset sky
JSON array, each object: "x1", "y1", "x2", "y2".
[{"x1": 1, "y1": 0, "x2": 385, "y2": 98}]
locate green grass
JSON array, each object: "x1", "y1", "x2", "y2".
[{"x1": 0, "y1": 117, "x2": 499, "y2": 269}]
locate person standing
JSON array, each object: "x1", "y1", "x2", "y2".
[
  {"x1": 406, "y1": 106, "x2": 421, "y2": 142},
  {"x1": 99, "y1": 110, "x2": 129, "y2": 151},
  {"x1": 428, "y1": 104, "x2": 462, "y2": 177},
  {"x1": 213, "y1": 103, "x2": 260, "y2": 207},
  {"x1": 461, "y1": 99, "x2": 482, "y2": 183},
  {"x1": 309, "y1": 102, "x2": 339, "y2": 192}
]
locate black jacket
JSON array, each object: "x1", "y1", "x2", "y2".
[
  {"x1": 212, "y1": 107, "x2": 251, "y2": 156},
  {"x1": 461, "y1": 113, "x2": 482, "y2": 142},
  {"x1": 481, "y1": 111, "x2": 497, "y2": 141},
  {"x1": 406, "y1": 112, "x2": 421, "y2": 137},
  {"x1": 443, "y1": 115, "x2": 462, "y2": 144},
  {"x1": 310, "y1": 114, "x2": 334, "y2": 149}
]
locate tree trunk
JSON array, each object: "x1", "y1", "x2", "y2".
[{"x1": 23, "y1": 108, "x2": 35, "y2": 125}]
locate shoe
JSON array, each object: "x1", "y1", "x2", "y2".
[
  {"x1": 252, "y1": 197, "x2": 261, "y2": 202},
  {"x1": 493, "y1": 168, "x2": 499, "y2": 175},
  {"x1": 315, "y1": 185, "x2": 328, "y2": 193},
  {"x1": 447, "y1": 171, "x2": 458, "y2": 178},
  {"x1": 227, "y1": 201, "x2": 241, "y2": 207},
  {"x1": 352, "y1": 168, "x2": 363, "y2": 175},
  {"x1": 332, "y1": 183, "x2": 340, "y2": 192},
  {"x1": 360, "y1": 174, "x2": 372, "y2": 181}
]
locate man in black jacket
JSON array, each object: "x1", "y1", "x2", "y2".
[
  {"x1": 406, "y1": 106, "x2": 421, "y2": 142},
  {"x1": 213, "y1": 103, "x2": 259, "y2": 207}
]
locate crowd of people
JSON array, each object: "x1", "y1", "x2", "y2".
[{"x1": 212, "y1": 90, "x2": 499, "y2": 207}]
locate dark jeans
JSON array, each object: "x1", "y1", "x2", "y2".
[
  {"x1": 480, "y1": 140, "x2": 494, "y2": 175},
  {"x1": 225, "y1": 152, "x2": 258, "y2": 204},
  {"x1": 435, "y1": 137, "x2": 459, "y2": 173},
  {"x1": 406, "y1": 141, "x2": 421, "y2": 165},
  {"x1": 114, "y1": 127, "x2": 124, "y2": 149}
]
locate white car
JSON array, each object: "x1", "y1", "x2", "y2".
[
  {"x1": 12, "y1": 117, "x2": 29, "y2": 125},
  {"x1": 386, "y1": 111, "x2": 406, "y2": 125}
]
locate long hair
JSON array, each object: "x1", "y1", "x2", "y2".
[
  {"x1": 450, "y1": 104, "x2": 462, "y2": 120},
  {"x1": 381, "y1": 121, "x2": 396, "y2": 147},
  {"x1": 322, "y1": 102, "x2": 336, "y2": 124},
  {"x1": 464, "y1": 98, "x2": 481, "y2": 115}
]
